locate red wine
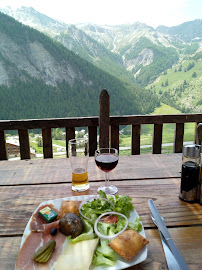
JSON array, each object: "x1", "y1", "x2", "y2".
[{"x1": 95, "y1": 153, "x2": 118, "y2": 173}]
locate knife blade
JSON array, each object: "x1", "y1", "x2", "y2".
[
  {"x1": 151, "y1": 215, "x2": 180, "y2": 270},
  {"x1": 149, "y1": 199, "x2": 190, "y2": 270}
]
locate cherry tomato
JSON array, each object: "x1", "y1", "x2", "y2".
[{"x1": 101, "y1": 215, "x2": 118, "y2": 224}]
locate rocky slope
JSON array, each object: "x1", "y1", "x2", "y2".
[
  {"x1": 1, "y1": 6, "x2": 201, "y2": 113},
  {"x1": 0, "y1": 12, "x2": 161, "y2": 120}
]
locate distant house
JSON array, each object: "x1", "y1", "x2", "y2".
[{"x1": 6, "y1": 139, "x2": 35, "y2": 158}]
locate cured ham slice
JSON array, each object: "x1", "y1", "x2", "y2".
[
  {"x1": 15, "y1": 230, "x2": 66, "y2": 270},
  {"x1": 15, "y1": 203, "x2": 66, "y2": 270}
]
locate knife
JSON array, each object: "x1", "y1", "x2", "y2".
[
  {"x1": 149, "y1": 199, "x2": 190, "y2": 270},
  {"x1": 151, "y1": 215, "x2": 180, "y2": 270}
]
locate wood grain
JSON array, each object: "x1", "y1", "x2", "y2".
[
  {"x1": 66, "y1": 127, "x2": 75, "y2": 157},
  {"x1": 110, "y1": 114, "x2": 202, "y2": 125},
  {"x1": 131, "y1": 125, "x2": 141, "y2": 155},
  {"x1": 0, "y1": 154, "x2": 182, "y2": 186},
  {"x1": 99, "y1": 89, "x2": 110, "y2": 148},
  {"x1": 0, "y1": 152, "x2": 201, "y2": 270},
  {"x1": 0, "y1": 130, "x2": 7, "y2": 160},
  {"x1": 0, "y1": 178, "x2": 201, "y2": 236},
  {"x1": 152, "y1": 124, "x2": 163, "y2": 154},
  {"x1": 0, "y1": 114, "x2": 201, "y2": 131},
  {"x1": 88, "y1": 126, "x2": 97, "y2": 156},
  {"x1": 174, "y1": 123, "x2": 184, "y2": 153},
  {"x1": 42, "y1": 128, "x2": 53, "y2": 159},
  {"x1": 0, "y1": 117, "x2": 99, "y2": 130},
  {"x1": 18, "y1": 129, "x2": 30, "y2": 160},
  {"x1": 1, "y1": 227, "x2": 202, "y2": 270}
]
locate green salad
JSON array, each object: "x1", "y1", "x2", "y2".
[{"x1": 69, "y1": 191, "x2": 142, "y2": 267}]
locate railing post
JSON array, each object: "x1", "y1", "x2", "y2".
[
  {"x1": 42, "y1": 128, "x2": 53, "y2": 158},
  {"x1": 88, "y1": 126, "x2": 97, "y2": 156},
  {"x1": 174, "y1": 123, "x2": 184, "y2": 153},
  {"x1": 18, "y1": 129, "x2": 30, "y2": 160},
  {"x1": 66, "y1": 127, "x2": 75, "y2": 157},
  {"x1": 0, "y1": 130, "x2": 8, "y2": 160},
  {"x1": 153, "y1": 124, "x2": 163, "y2": 154},
  {"x1": 131, "y1": 125, "x2": 141, "y2": 155},
  {"x1": 195, "y1": 123, "x2": 202, "y2": 146},
  {"x1": 99, "y1": 89, "x2": 110, "y2": 148}
]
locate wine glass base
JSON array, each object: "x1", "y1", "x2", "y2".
[{"x1": 97, "y1": 185, "x2": 118, "y2": 195}]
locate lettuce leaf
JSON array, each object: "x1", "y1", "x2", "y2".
[
  {"x1": 69, "y1": 219, "x2": 95, "y2": 244},
  {"x1": 93, "y1": 251, "x2": 116, "y2": 266},
  {"x1": 97, "y1": 239, "x2": 117, "y2": 260},
  {"x1": 128, "y1": 217, "x2": 143, "y2": 232},
  {"x1": 97, "y1": 216, "x2": 127, "y2": 236}
]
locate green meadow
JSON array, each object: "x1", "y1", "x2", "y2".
[{"x1": 119, "y1": 103, "x2": 196, "y2": 155}]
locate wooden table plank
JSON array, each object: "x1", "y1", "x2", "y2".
[
  {"x1": 0, "y1": 179, "x2": 201, "y2": 236},
  {"x1": 0, "y1": 154, "x2": 182, "y2": 186},
  {"x1": 1, "y1": 227, "x2": 202, "y2": 270}
]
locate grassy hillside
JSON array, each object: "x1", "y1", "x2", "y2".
[
  {"x1": 147, "y1": 56, "x2": 202, "y2": 113},
  {"x1": 152, "y1": 103, "x2": 195, "y2": 143},
  {"x1": 119, "y1": 103, "x2": 196, "y2": 155}
]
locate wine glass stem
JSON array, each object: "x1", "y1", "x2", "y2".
[{"x1": 105, "y1": 172, "x2": 109, "y2": 187}]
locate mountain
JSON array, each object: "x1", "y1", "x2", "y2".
[
  {"x1": 156, "y1": 19, "x2": 202, "y2": 42},
  {"x1": 77, "y1": 23, "x2": 181, "y2": 86},
  {"x1": 0, "y1": 7, "x2": 180, "y2": 86},
  {"x1": 77, "y1": 22, "x2": 202, "y2": 112},
  {"x1": 54, "y1": 25, "x2": 137, "y2": 84},
  {"x1": 0, "y1": 6, "x2": 201, "y2": 113},
  {"x1": 0, "y1": 6, "x2": 68, "y2": 37},
  {"x1": 0, "y1": 12, "x2": 160, "y2": 120},
  {"x1": 0, "y1": 6, "x2": 139, "y2": 85}
]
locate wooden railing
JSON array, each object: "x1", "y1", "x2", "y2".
[{"x1": 0, "y1": 89, "x2": 202, "y2": 160}]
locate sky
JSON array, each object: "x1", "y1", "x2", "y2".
[{"x1": 0, "y1": 0, "x2": 201, "y2": 28}]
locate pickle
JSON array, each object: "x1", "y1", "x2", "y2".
[
  {"x1": 35, "y1": 247, "x2": 51, "y2": 262},
  {"x1": 36, "y1": 248, "x2": 52, "y2": 263},
  {"x1": 33, "y1": 240, "x2": 56, "y2": 263}
]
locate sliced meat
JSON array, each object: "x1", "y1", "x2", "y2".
[{"x1": 15, "y1": 230, "x2": 66, "y2": 270}]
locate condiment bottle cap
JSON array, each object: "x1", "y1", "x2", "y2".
[{"x1": 183, "y1": 144, "x2": 201, "y2": 158}]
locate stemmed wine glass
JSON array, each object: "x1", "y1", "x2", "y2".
[{"x1": 95, "y1": 148, "x2": 119, "y2": 195}]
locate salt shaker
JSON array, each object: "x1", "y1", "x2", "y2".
[{"x1": 179, "y1": 144, "x2": 201, "y2": 202}]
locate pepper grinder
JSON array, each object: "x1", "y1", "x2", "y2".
[{"x1": 179, "y1": 144, "x2": 201, "y2": 202}]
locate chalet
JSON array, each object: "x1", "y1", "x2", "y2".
[{"x1": 6, "y1": 139, "x2": 35, "y2": 158}]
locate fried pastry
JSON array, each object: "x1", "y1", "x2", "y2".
[
  {"x1": 57, "y1": 200, "x2": 81, "y2": 219},
  {"x1": 108, "y1": 229, "x2": 149, "y2": 261}
]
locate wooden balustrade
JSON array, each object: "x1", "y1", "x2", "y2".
[{"x1": 0, "y1": 89, "x2": 202, "y2": 160}]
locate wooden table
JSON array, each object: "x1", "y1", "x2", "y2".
[{"x1": 0, "y1": 154, "x2": 201, "y2": 269}]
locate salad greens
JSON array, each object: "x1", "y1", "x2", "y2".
[
  {"x1": 69, "y1": 219, "x2": 95, "y2": 244},
  {"x1": 72, "y1": 191, "x2": 142, "y2": 266}
]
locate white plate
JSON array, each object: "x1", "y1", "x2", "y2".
[{"x1": 21, "y1": 195, "x2": 148, "y2": 270}]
